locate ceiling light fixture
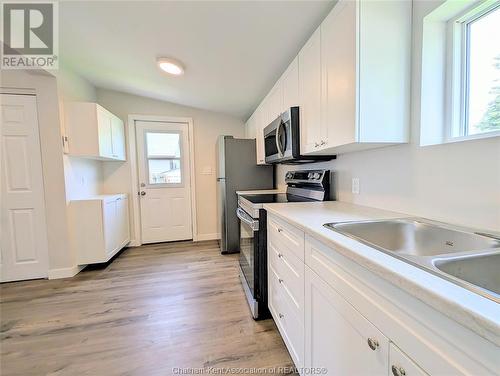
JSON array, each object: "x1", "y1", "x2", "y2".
[{"x1": 157, "y1": 57, "x2": 184, "y2": 76}]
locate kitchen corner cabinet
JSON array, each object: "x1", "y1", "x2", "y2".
[
  {"x1": 64, "y1": 102, "x2": 126, "y2": 161},
  {"x1": 69, "y1": 194, "x2": 130, "y2": 264},
  {"x1": 266, "y1": 213, "x2": 498, "y2": 376},
  {"x1": 304, "y1": 0, "x2": 411, "y2": 155}
]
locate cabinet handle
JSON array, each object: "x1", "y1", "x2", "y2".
[
  {"x1": 314, "y1": 142, "x2": 319, "y2": 148},
  {"x1": 278, "y1": 278, "x2": 283, "y2": 284},
  {"x1": 139, "y1": 191, "x2": 146, "y2": 196},
  {"x1": 391, "y1": 365, "x2": 406, "y2": 376},
  {"x1": 277, "y1": 228, "x2": 283, "y2": 233},
  {"x1": 278, "y1": 313, "x2": 284, "y2": 319},
  {"x1": 320, "y1": 140, "x2": 326, "y2": 146},
  {"x1": 367, "y1": 338, "x2": 379, "y2": 351},
  {"x1": 278, "y1": 253, "x2": 283, "y2": 258}
]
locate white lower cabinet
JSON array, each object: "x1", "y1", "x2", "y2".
[
  {"x1": 266, "y1": 213, "x2": 498, "y2": 376},
  {"x1": 304, "y1": 266, "x2": 389, "y2": 375},
  {"x1": 267, "y1": 216, "x2": 305, "y2": 370},
  {"x1": 69, "y1": 194, "x2": 130, "y2": 264}
]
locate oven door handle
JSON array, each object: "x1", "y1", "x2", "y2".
[
  {"x1": 275, "y1": 118, "x2": 284, "y2": 157},
  {"x1": 237, "y1": 208, "x2": 259, "y2": 231}
]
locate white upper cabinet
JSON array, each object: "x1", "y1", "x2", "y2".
[
  {"x1": 248, "y1": 0, "x2": 411, "y2": 158},
  {"x1": 245, "y1": 112, "x2": 257, "y2": 139},
  {"x1": 267, "y1": 80, "x2": 283, "y2": 123},
  {"x1": 254, "y1": 104, "x2": 267, "y2": 165},
  {"x1": 64, "y1": 102, "x2": 126, "y2": 161},
  {"x1": 320, "y1": 0, "x2": 357, "y2": 150},
  {"x1": 311, "y1": 0, "x2": 411, "y2": 154},
  {"x1": 299, "y1": 28, "x2": 322, "y2": 154},
  {"x1": 282, "y1": 57, "x2": 299, "y2": 112}
]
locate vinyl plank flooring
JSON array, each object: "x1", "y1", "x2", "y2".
[{"x1": 1, "y1": 240, "x2": 295, "y2": 376}]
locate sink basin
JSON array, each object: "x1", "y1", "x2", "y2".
[
  {"x1": 324, "y1": 218, "x2": 500, "y2": 302},
  {"x1": 326, "y1": 219, "x2": 500, "y2": 257},
  {"x1": 434, "y1": 253, "x2": 500, "y2": 296}
]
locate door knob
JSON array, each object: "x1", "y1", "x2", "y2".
[{"x1": 139, "y1": 191, "x2": 146, "y2": 196}]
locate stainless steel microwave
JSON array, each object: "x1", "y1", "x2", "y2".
[{"x1": 263, "y1": 107, "x2": 335, "y2": 164}]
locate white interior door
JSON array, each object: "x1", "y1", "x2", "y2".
[
  {"x1": 135, "y1": 121, "x2": 193, "y2": 243},
  {"x1": 0, "y1": 94, "x2": 49, "y2": 282}
]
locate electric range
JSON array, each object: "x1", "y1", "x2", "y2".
[{"x1": 236, "y1": 169, "x2": 332, "y2": 319}]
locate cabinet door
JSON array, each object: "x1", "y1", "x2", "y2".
[
  {"x1": 255, "y1": 105, "x2": 266, "y2": 165},
  {"x1": 245, "y1": 113, "x2": 257, "y2": 139},
  {"x1": 116, "y1": 197, "x2": 130, "y2": 246},
  {"x1": 97, "y1": 108, "x2": 113, "y2": 159},
  {"x1": 282, "y1": 57, "x2": 299, "y2": 112},
  {"x1": 305, "y1": 267, "x2": 389, "y2": 374},
  {"x1": 268, "y1": 80, "x2": 283, "y2": 121},
  {"x1": 110, "y1": 115, "x2": 126, "y2": 160},
  {"x1": 389, "y1": 344, "x2": 429, "y2": 376},
  {"x1": 321, "y1": 0, "x2": 357, "y2": 149},
  {"x1": 298, "y1": 28, "x2": 322, "y2": 154},
  {"x1": 102, "y1": 199, "x2": 118, "y2": 254}
]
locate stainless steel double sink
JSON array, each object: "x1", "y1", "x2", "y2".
[{"x1": 324, "y1": 219, "x2": 500, "y2": 303}]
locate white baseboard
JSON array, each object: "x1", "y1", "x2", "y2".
[
  {"x1": 196, "y1": 233, "x2": 221, "y2": 241},
  {"x1": 48, "y1": 265, "x2": 85, "y2": 280},
  {"x1": 127, "y1": 239, "x2": 141, "y2": 247}
]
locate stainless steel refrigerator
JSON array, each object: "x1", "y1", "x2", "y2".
[{"x1": 216, "y1": 136, "x2": 273, "y2": 254}]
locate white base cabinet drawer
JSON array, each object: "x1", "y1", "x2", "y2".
[
  {"x1": 268, "y1": 214, "x2": 304, "y2": 261},
  {"x1": 268, "y1": 239, "x2": 304, "y2": 312},
  {"x1": 305, "y1": 265, "x2": 389, "y2": 374},
  {"x1": 269, "y1": 265, "x2": 304, "y2": 370}
]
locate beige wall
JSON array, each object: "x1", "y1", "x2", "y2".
[
  {"x1": 276, "y1": 0, "x2": 500, "y2": 233},
  {"x1": 1, "y1": 70, "x2": 73, "y2": 271},
  {"x1": 96, "y1": 88, "x2": 245, "y2": 241}
]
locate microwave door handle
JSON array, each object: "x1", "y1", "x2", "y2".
[{"x1": 275, "y1": 119, "x2": 284, "y2": 157}]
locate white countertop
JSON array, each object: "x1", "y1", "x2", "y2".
[
  {"x1": 236, "y1": 189, "x2": 285, "y2": 195},
  {"x1": 263, "y1": 201, "x2": 500, "y2": 346}
]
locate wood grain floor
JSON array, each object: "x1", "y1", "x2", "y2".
[{"x1": 1, "y1": 241, "x2": 294, "y2": 376}]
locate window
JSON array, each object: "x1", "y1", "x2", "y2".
[
  {"x1": 451, "y1": 2, "x2": 500, "y2": 139},
  {"x1": 145, "y1": 132, "x2": 182, "y2": 184}
]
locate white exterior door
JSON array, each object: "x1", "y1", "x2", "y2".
[
  {"x1": 0, "y1": 94, "x2": 49, "y2": 282},
  {"x1": 135, "y1": 121, "x2": 193, "y2": 243}
]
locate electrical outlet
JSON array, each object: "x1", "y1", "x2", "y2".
[{"x1": 352, "y1": 178, "x2": 360, "y2": 194}]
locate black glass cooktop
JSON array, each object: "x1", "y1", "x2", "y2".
[{"x1": 240, "y1": 193, "x2": 315, "y2": 204}]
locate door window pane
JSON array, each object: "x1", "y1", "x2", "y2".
[
  {"x1": 146, "y1": 132, "x2": 181, "y2": 157},
  {"x1": 466, "y1": 6, "x2": 500, "y2": 135},
  {"x1": 148, "y1": 159, "x2": 181, "y2": 184}
]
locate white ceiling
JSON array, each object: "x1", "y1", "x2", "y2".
[{"x1": 60, "y1": 1, "x2": 335, "y2": 119}]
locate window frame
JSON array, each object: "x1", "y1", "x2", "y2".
[
  {"x1": 144, "y1": 130, "x2": 184, "y2": 188},
  {"x1": 446, "y1": 0, "x2": 500, "y2": 142}
]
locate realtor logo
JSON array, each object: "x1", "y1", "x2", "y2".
[{"x1": 1, "y1": 1, "x2": 58, "y2": 69}]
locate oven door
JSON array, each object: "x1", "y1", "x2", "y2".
[{"x1": 236, "y1": 207, "x2": 259, "y2": 312}]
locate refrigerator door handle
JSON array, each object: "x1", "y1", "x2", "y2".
[{"x1": 216, "y1": 177, "x2": 225, "y2": 182}]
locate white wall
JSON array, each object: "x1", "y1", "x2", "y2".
[
  {"x1": 56, "y1": 66, "x2": 103, "y2": 201},
  {"x1": 96, "y1": 88, "x2": 245, "y2": 242},
  {"x1": 276, "y1": 0, "x2": 500, "y2": 233}
]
